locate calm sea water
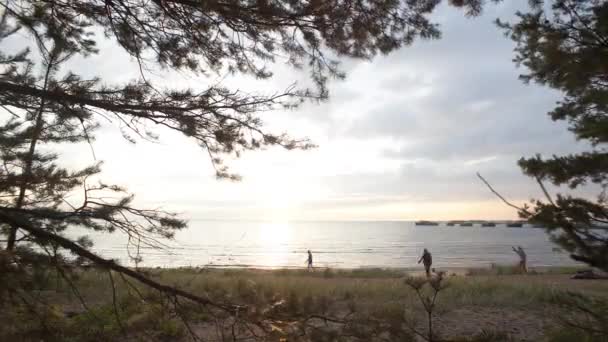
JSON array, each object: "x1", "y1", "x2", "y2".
[{"x1": 85, "y1": 221, "x2": 580, "y2": 269}]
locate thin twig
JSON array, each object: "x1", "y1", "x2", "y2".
[
  {"x1": 108, "y1": 270, "x2": 128, "y2": 338},
  {"x1": 477, "y1": 172, "x2": 527, "y2": 213},
  {"x1": 535, "y1": 176, "x2": 556, "y2": 206}
]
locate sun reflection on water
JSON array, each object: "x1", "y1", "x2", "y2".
[{"x1": 257, "y1": 222, "x2": 291, "y2": 268}]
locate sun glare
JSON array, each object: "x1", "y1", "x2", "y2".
[
  {"x1": 257, "y1": 222, "x2": 291, "y2": 268},
  {"x1": 258, "y1": 222, "x2": 290, "y2": 245}
]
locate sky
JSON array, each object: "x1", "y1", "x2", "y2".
[{"x1": 6, "y1": 0, "x2": 596, "y2": 222}]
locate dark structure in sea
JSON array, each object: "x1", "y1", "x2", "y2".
[{"x1": 415, "y1": 221, "x2": 439, "y2": 226}]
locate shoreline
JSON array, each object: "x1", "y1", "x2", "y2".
[{"x1": 146, "y1": 264, "x2": 592, "y2": 276}]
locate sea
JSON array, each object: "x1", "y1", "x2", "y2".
[{"x1": 84, "y1": 220, "x2": 581, "y2": 269}]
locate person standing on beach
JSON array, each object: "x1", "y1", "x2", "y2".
[
  {"x1": 306, "y1": 250, "x2": 313, "y2": 271},
  {"x1": 418, "y1": 248, "x2": 432, "y2": 277},
  {"x1": 512, "y1": 246, "x2": 527, "y2": 273},
  {"x1": 514, "y1": 246, "x2": 528, "y2": 273}
]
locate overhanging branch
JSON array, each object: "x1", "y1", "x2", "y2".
[{"x1": 0, "y1": 209, "x2": 242, "y2": 313}]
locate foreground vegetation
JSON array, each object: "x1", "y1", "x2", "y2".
[{"x1": 2, "y1": 266, "x2": 607, "y2": 341}]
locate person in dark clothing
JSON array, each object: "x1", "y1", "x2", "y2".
[
  {"x1": 418, "y1": 248, "x2": 433, "y2": 277},
  {"x1": 512, "y1": 246, "x2": 527, "y2": 273},
  {"x1": 306, "y1": 250, "x2": 313, "y2": 271}
]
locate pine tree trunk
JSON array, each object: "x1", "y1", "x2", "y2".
[{"x1": 6, "y1": 63, "x2": 52, "y2": 251}]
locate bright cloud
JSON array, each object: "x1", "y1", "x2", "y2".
[{"x1": 14, "y1": 0, "x2": 598, "y2": 222}]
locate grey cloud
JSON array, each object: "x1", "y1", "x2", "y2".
[
  {"x1": 347, "y1": 103, "x2": 421, "y2": 139},
  {"x1": 252, "y1": 0, "x2": 595, "y2": 208},
  {"x1": 340, "y1": 0, "x2": 588, "y2": 163},
  {"x1": 317, "y1": 158, "x2": 538, "y2": 202}
]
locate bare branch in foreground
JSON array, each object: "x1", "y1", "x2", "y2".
[
  {"x1": 535, "y1": 176, "x2": 557, "y2": 206},
  {"x1": 0, "y1": 209, "x2": 241, "y2": 313},
  {"x1": 477, "y1": 172, "x2": 528, "y2": 213}
]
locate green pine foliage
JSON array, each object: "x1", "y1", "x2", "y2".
[{"x1": 498, "y1": 0, "x2": 608, "y2": 272}]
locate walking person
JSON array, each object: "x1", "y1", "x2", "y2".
[
  {"x1": 306, "y1": 250, "x2": 313, "y2": 271},
  {"x1": 418, "y1": 248, "x2": 433, "y2": 277},
  {"x1": 512, "y1": 246, "x2": 527, "y2": 273}
]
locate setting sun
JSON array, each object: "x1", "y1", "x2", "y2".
[
  {"x1": 258, "y1": 222, "x2": 291, "y2": 246},
  {"x1": 257, "y1": 222, "x2": 292, "y2": 268}
]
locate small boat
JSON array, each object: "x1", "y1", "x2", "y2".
[
  {"x1": 507, "y1": 222, "x2": 523, "y2": 228},
  {"x1": 446, "y1": 222, "x2": 455, "y2": 226},
  {"x1": 415, "y1": 220, "x2": 439, "y2": 226},
  {"x1": 460, "y1": 222, "x2": 473, "y2": 227},
  {"x1": 481, "y1": 222, "x2": 496, "y2": 227}
]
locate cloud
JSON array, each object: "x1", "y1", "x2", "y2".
[
  {"x1": 4, "y1": 0, "x2": 596, "y2": 221},
  {"x1": 334, "y1": 0, "x2": 589, "y2": 168}
]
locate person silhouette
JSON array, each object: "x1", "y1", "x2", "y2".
[
  {"x1": 512, "y1": 246, "x2": 527, "y2": 273},
  {"x1": 306, "y1": 250, "x2": 313, "y2": 271},
  {"x1": 418, "y1": 248, "x2": 433, "y2": 277}
]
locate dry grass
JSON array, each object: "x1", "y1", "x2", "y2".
[
  {"x1": 3, "y1": 267, "x2": 608, "y2": 341},
  {"x1": 66, "y1": 266, "x2": 608, "y2": 310}
]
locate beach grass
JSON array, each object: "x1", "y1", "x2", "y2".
[
  {"x1": 464, "y1": 264, "x2": 586, "y2": 276},
  {"x1": 3, "y1": 266, "x2": 607, "y2": 341},
  {"x1": 60, "y1": 266, "x2": 607, "y2": 308}
]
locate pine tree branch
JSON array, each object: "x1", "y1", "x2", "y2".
[
  {"x1": 477, "y1": 173, "x2": 599, "y2": 268},
  {"x1": 476, "y1": 172, "x2": 528, "y2": 213},
  {"x1": 107, "y1": 270, "x2": 128, "y2": 338},
  {"x1": 0, "y1": 209, "x2": 243, "y2": 314},
  {"x1": 535, "y1": 176, "x2": 556, "y2": 206},
  {"x1": 6, "y1": 54, "x2": 55, "y2": 251}
]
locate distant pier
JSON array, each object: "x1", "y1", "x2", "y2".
[
  {"x1": 414, "y1": 220, "x2": 536, "y2": 228},
  {"x1": 414, "y1": 220, "x2": 439, "y2": 226}
]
